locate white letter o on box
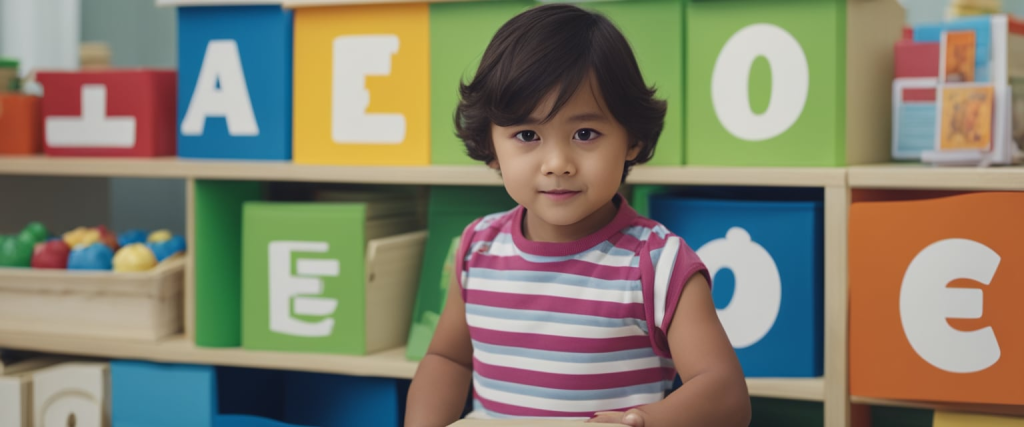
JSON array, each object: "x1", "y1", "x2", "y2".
[{"x1": 711, "y1": 23, "x2": 809, "y2": 142}]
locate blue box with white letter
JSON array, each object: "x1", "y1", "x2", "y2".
[
  {"x1": 177, "y1": 5, "x2": 292, "y2": 160},
  {"x1": 649, "y1": 188, "x2": 824, "y2": 377}
]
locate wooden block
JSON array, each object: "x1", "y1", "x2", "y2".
[
  {"x1": 32, "y1": 362, "x2": 109, "y2": 427},
  {"x1": 293, "y1": 3, "x2": 430, "y2": 166},
  {"x1": 36, "y1": 70, "x2": 177, "y2": 157},
  {"x1": 850, "y1": 192, "x2": 1024, "y2": 405}
]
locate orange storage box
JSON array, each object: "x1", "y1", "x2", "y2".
[{"x1": 850, "y1": 191, "x2": 1024, "y2": 405}]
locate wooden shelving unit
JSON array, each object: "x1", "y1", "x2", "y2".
[
  {"x1": 0, "y1": 156, "x2": 849, "y2": 426},
  {"x1": 0, "y1": 331, "x2": 418, "y2": 379}
]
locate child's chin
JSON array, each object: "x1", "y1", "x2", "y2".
[{"x1": 534, "y1": 209, "x2": 589, "y2": 228}]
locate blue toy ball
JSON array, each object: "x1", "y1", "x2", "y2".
[
  {"x1": 148, "y1": 235, "x2": 186, "y2": 262},
  {"x1": 68, "y1": 243, "x2": 114, "y2": 270},
  {"x1": 118, "y1": 229, "x2": 149, "y2": 248}
]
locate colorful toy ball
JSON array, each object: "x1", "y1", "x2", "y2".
[
  {"x1": 147, "y1": 229, "x2": 173, "y2": 244},
  {"x1": 118, "y1": 229, "x2": 149, "y2": 247},
  {"x1": 113, "y1": 243, "x2": 158, "y2": 272},
  {"x1": 68, "y1": 243, "x2": 114, "y2": 271}
]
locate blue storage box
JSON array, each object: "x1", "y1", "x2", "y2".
[
  {"x1": 649, "y1": 190, "x2": 823, "y2": 377},
  {"x1": 111, "y1": 361, "x2": 407, "y2": 427},
  {"x1": 177, "y1": 5, "x2": 293, "y2": 160}
]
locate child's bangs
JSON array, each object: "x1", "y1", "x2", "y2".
[{"x1": 485, "y1": 52, "x2": 593, "y2": 128}]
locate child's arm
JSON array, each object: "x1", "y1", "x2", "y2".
[
  {"x1": 589, "y1": 273, "x2": 751, "y2": 427},
  {"x1": 405, "y1": 275, "x2": 475, "y2": 427}
]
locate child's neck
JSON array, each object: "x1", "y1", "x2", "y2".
[{"x1": 522, "y1": 197, "x2": 620, "y2": 243}]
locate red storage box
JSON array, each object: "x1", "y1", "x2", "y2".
[{"x1": 36, "y1": 70, "x2": 176, "y2": 157}]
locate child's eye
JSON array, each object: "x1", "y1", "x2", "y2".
[
  {"x1": 514, "y1": 130, "x2": 539, "y2": 142},
  {"x1": 574, "y1": 129, "x2": 602, "y2": 142}
]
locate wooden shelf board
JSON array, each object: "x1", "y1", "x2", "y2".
[
  {"x1": 0, "y1": 156, "x2": 847, "y2": 188},
  {"x1": 283, "y1": 0, "x2": 470, "y2": 7},
  {"x1": 0, "y1": 156, "x2": 502, "y2": 186},
  {"x1": 156, "y1": 0, "x2": 283, "y2": 6},
  {"x1": 0, "y1": 330, "x2": 831, "y2": 402},
  {"x1": 628, "y1": 166, "x2": 846, "y2": 188},
  {"x1": 746, "y1": 377, "x2": 825, "y2": 402},
  {"x1": 0, "y1": 331, "x2": 418, "y2": 379},
  {"x1": 849, "y1": 163, "x2": 1024, "y2": 191},
  {"x1": 851, "y1": 396, "x2": 1024, "y2": 417}
]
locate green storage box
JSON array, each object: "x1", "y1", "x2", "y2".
[
  {"x1": 242, "y1": 200, "x2": 425, "y2": 355},
  {"x1": 685, "y1": 0, "x2": 903, "y2": 166},
  {"x1": 406, "y1": 186, "x2": 516, "y2": 361},
  {"x1": 430, "y1": 0, "x2": 686, "y2": 166},
  {"x1": 581, "y1": 0, "x2": 686, "y2": 166},
  {"x1": 430, "y1": 0, "x2": 533, "y2": 165}
]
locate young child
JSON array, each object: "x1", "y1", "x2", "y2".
[{"x1": 406, "y1": 4, "x2": 750, "y2": 426}]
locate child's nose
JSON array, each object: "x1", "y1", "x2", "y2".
[{"x1": 542, "y1": 142, "x2": 576, "y2": 176}]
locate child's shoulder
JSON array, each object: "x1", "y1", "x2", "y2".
[
  {"x1": 623, "y1": 214, "x2": 681, "y2": 248},
  {"x1": 460, "y1": 206, "x2": 519, "y2": 242}
]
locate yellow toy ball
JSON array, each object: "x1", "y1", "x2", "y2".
[
  {"x1": 63, "y1": 226, "x2": 101, "y2": 248},
  {"x1": 147, "y1": 229, "x2": 173, "y2": 244},
  {"x1": 113, "y1": 243, "x2": 158, "y2": 272}
]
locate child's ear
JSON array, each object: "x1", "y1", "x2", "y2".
[
  {"x1": 488, "y1": 159, "x2": 501, "y2": 170},
  {"x1": 627, "y1": 142, "x2": 642, "y2": 162}
]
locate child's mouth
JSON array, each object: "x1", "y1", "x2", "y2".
[{"x1": 540, "y1": 189, "x2": 581, "y2": 201}]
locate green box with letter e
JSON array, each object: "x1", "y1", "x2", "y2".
[{"x1": 242, "y1": 200, "x2": 425, "y2": 355}]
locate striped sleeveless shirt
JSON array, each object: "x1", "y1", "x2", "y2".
[{"x1": 455, "y1": 194, "x2": 709, "y2": 419}]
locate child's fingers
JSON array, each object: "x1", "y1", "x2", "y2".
[
  {"x1": 587, "y1": 411, "x2": 627, "y2": 424},
  {"x1": 622, "y1": 409, "x2": 646, "y2": 427}
]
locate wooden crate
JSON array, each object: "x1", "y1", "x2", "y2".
[{"x1": 0, "y1": 257, "x2": 184, "y2": 341}]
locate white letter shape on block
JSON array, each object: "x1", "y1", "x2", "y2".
[
  {"x1": 180, "y1": 39, "x2": 260, "y2": 137},
  {"x1": 269, "y1": 241, "x2": 341, "y2": 337},
  {"x1": 46, "y1": 84, "x2": 136, "y2": 148},
  {"x1": 33, "y1": 362, "x2": 109, "y2": 427},
  {"x1": 332, "y1": 35, "x2": 405, "y2": 144},
  {"x1": 696, "y1": 227, "x2": 782, "y2": 349},
  {"x1": 900, "y1": 238, "x2": 1001, "y2": 373},
  {"x1": 711, "y1": 23, "x2": 809, "y2": 142},
  {"x1": 0, "y1": 375, "x2": 26, "y2": 427}
]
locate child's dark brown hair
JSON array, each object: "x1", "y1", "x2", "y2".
[{"x1": 454, "y1": 3, "x2": 667, "y2": 182}]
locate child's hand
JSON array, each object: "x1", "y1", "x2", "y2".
[{"x1": 587, "y1": 409, "x2": 648, "y2": 426}]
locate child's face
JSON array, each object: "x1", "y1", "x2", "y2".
[{"x1": 489, "y1": 74, "x2": 639, "y2": 229}]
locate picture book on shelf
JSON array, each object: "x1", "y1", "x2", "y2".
[{"x1": 939, "y1": 84, "x2": 995, "y2": 150}]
